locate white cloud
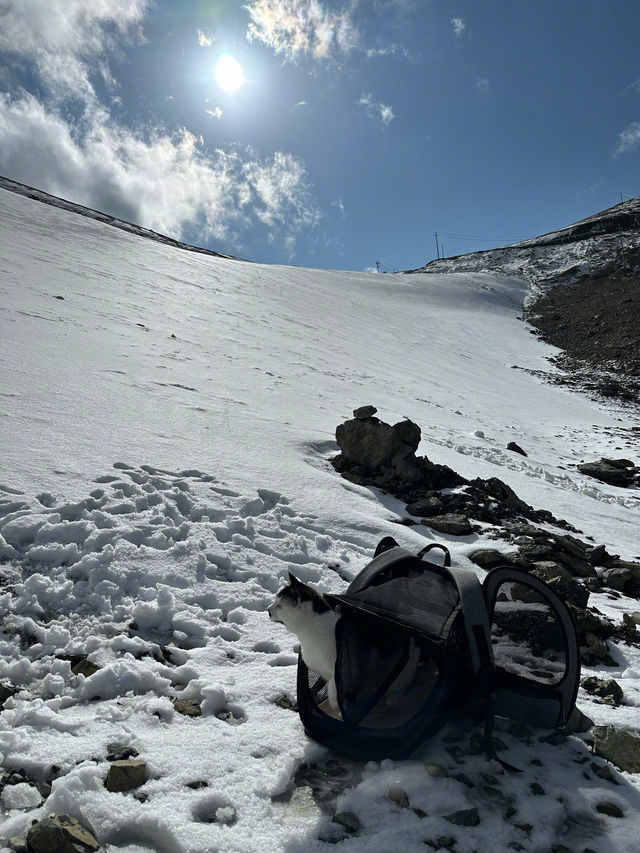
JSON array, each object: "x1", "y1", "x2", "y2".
[
  {"x1": 245, "y1": 0, "x2": 359, "y2": 60},
  {"x1": 473, "y1": 76, "x2": 490, "y2": 94},
  {"x1": 614, "y1": 122, "x2": 640, "y2": 157},
  {"x1": 206, "y1": 107, "x2": 224, "y2": 119},
  {"x1": 451, "y1": 17, "x2": 466, "y2": 38},
  {"x1": 197, "y1": 29, "x2": 213, "y2": 47},
  {"x1": 0, "y1": 93, "x2": 319, "y2": 248},
  {"x1": 365, "y1": 43, "x2": 412, "y2": 60},
  {"x1": 358, "y1": 93, "x2": 394, "y2": 125},
  {"x1": 0, "y1": 0, "x2": 148, "y2": 101}
]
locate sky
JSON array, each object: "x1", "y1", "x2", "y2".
[{"x1": 0, "y1": 0, "x2": 639, "y2": 271}]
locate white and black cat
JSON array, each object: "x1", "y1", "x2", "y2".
[{"x1": 268, "y1": 572, "x2": 340, "y2": 711}]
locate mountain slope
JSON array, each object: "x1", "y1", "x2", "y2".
[
  {"x1": 406, "y1": 197, "x2": 640, "y2": 299},
  {"x1": 1, "y1": 186, "x2": 640, "y2": 852}
]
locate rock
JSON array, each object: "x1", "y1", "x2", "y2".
[
  {"x1": 591, "y1": 762, "x2": 618, "y2": 784},
  {"x1": 581, "y1": 677, "x2": 623, "y2": 705},
  {"x1": 8, "y1": 837, "x2": 28, "y2": 853},
  {"x1": 332, "y1": 811, "x2": 361, "y2": 833},
  {"x1": 602, "y1": 567, "x2": 632, "y2": 591},
  {"x1": 424, "y1": 764, "x2": 448, "y2": 778},
  {"x1": 406, "y1": 496, "x2": 443, "y2": 517},
  {"x1": 530, "y1": 783, "x2": 545, "y2": 796},
  {"x1": 105, "y1": 759, "x2": 147, "y2": 792},
  {"x1": 596, "y1": 801, "x2": 624, "y2": 818},
  {"x1": 577, "y1": 458, "x2": 638, "y2": 487},
  {"x1": 0, "y1": 682, "x2": 17, "y2": 708},
  {"x1": 564, "y1": 706, "x2": 594, "y2": 734},
  {"x1": 106, "y1": 743, "x2": 139, "y2": 762},
  {"x1": 274, "y1": 693, "x2": 298, "y2": 711},
  {"x1": 444, "y1": 807, "x2": 480, "y2": 827},
  {"x1": 336, "y1": 416, "x2": 415, "y2": 470},
  {"x1": 353, "y1": 405, "x2": 377, "y2": 419},
  {"x1": 27, "y1": 815, "x2": 99, "y2": 853},
  {"x1": 592, "y1": 726, "x2": 640, "y2": 773},
  {"x1": 423, "y1": 513, "x2": 473, "y2": 536},
  {"x1": 388, "y1": 786, "x2": 410, "y2": 808},
  {"x1": 71, "y1": 658, "x2": 100, "y2": 678},
  {"x1": 468, "y1": 549, "x2": 509, "y2": 568},
  {"x1": 171, "y1": 698, "x2": 202, "y2": 717},
  {"x1": 529, "y1": 564, "x2": 590, "y2": 608},
  {"x1": 507, "y1": 441, "x2": 527, "y2": 456},
  {"x1": 583, "y1": 632, "x2": 609, "y2": 660}
]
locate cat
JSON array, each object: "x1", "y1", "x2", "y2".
[{"x1": 268, "y1": 572, "x2": 341, "y2": 712}]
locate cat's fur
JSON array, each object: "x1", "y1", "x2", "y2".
[{"x1": 268, "y1": 572, "x2": 340, "y2": 711}]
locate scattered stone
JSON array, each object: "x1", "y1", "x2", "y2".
[
  {"x1": 274, "y1": 693, "x2": 298, "y2": 711},
  {"x1": 8, "y1": 837, "x2": 28, "y2": 853},
  {"x1": 406, "y1": 496, "x2": 444, "y2": 517},
  {"x1": 106, "y1": 743, "x2": 139, "y2": 762},
  {"x1": 596, "y1": 801, "x2": 624, "y2": 818},
  {"x1": 577, "y1": 458, "x2": 639, "y2": 488},
  {"x1": 388, "y1": 786, "x2": 410, "y2": 808},
  {"x1": 332, "y1": 811, "x2": 360, "y2": 833},
  {"x1": 134, "y1": 792, "x2": 149, "y2": 803},
  {"x1": 27, "y1": 815, "x2": 99, "y2": 853},
  {"x1": 353, "y1": 405, "x2": 377, "y2": 419},
  {"x1": 172, "y1": 698, "x2": 202, "y2": 717},
  {"x1": 105, "y1": 759, "x2": 147, "y2": 793},
  {"x1": 564, "y1": 706, "x2": 594, "y2": 734},
  {"x1": 71, "y1": 658, "x2": 100, "y2": 678},
  {"x1": 591, "y1": 762, "x2": 618, "y2": 784},
  {"x1": 592, "y1": 726, "x2": 640, "y2": 773},
  {"x1": 53, "y1": 295, "x2": 65, "y2": 301},
  {"x1": 444, "y1": 807, "x2": 480, "y2": 827},
  {"x1": 0, "y1": 682, "x2": 17, "y2": 708},
  {"x1": 423, "y1": 513, "x2": 473, "y2": 536},
  {"x1": 581, "y1": 676, "x2": 623, "y2": 706},
  {"x1": 424, "y1": 764, "x2": 448, "y2": 778},
  {"x1": 468, "y1": 549, "x2": 509, "y2": 568},
  {"x1": 186, "y1": 780, "x2": 208, "y2": 790},
  {"x1": 530, "y1": 783, "x2": 545, "y2": 796},
  {"x1": 507, "y1": 442, "x2": 527, "y2": 456}
]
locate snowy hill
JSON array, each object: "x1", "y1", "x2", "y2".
[
  {"x1": 406, "y1": 197, "x2": 640, "y2": 300},
  {"x1": 1, "y1": 184, "x2": 640, "y2": 852}
]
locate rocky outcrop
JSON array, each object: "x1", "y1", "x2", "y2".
[{"x1": 577, "y1": 458, "x2": 639, "y2": 488}]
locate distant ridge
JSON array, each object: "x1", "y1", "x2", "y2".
[
  {"x1": 0, "y1": 175, "x2": 243, "y2": 262},
  {"x1": 406, "y1": 196, "x2": 640, "y2": 297}
]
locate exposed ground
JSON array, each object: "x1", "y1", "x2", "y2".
[{"x1": 527, "y1": 274, "x2": 640, "y2": 406}]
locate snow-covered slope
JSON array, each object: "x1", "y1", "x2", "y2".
[
  {"x1": 1, "y1": 185, "x2": 640, "y2": 852},
  {"x1": 406, "y1": 197, "x2": 640, "y2": 301}
]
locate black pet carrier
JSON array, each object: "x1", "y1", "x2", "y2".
[{"x1": 297, "y1": 537, "x2": 580, "y2": 762}]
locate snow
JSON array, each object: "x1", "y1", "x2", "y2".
[{"x1": 1, "y1": 183, "x2": 640, "y2": 851}]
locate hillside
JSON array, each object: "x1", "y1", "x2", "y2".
[{"x1": 1, "y1": 184, "x2": 640, "y2": 852}]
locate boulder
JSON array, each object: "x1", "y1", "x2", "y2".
[
  {"x1": 27, "y1": 815, "x2": 99, "y2": 853},
  {"x1": 335, "y1": 417, "x2": 416, "y2": 471},
  {"x1": 422, "y1": 514, "x2": 473, "y2": 536},
  {"x1": 506, "y1": 441, "x2": 527, "y2": 456},
  {"x1": 105, "y1": 759, "x2": 147, "y2": 792},
  {"x1": 406, "y1": 497, "x2": 443, "y2": 517},
  {"x1": 468, "y1": 549, "x2": 510, "y2": 568},
  {"x1": 577, "y1": 458, "x2": 638, "y2": 487},
  {"x1": 592, "y1": 726, "x2": 640, "y2": 773},
  {"x1": 353, "y1": 405, "x2": 377, "y2": 419},
  {"x1": 581, "y1": 677, "x2": 623, "y2": 706}
]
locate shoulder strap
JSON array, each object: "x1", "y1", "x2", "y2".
[{"x1": 443, "y1": 566, "x2": 495, "y2": 683}]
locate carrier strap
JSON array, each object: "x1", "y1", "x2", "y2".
[{"x1": 444, "y1": 566, "x2": 495, "y2": 686}]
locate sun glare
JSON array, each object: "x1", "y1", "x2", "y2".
[{"x1": 216, "y1": 52, "x2": 245, "y2": 91}]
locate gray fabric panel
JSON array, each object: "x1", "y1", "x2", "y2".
[{"x1": 444, "y1": 566, "x2": 494, "y2": 675}]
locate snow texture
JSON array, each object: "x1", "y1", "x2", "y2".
[{"x1": 1, "y1": 183, "x2": 640, "y2": 851}]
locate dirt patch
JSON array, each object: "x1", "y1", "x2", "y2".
[{"x1": 527, "y1": 274, "x2": 640, "y2": 405}]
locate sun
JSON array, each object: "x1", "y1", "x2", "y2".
[{"x1": 216, "y1": 52, "x2": 245, "y2": 92}]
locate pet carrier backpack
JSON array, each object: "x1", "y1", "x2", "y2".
[{"x1": 296, "y1": 537, "x2": 580, "y2": 762}]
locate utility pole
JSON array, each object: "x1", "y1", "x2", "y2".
[
  {"x1": 375, "y1": 259, "x2": 381, "y2": 273},
  {"x1": 434, "y1": 232, "x2": 440, "y2": 259}
]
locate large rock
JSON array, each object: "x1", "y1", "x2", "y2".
[
  {"x1": 423, "y1": 514, "x2": 473, "y2": 536},
  {"x1": 27, "y1": 815, "x2": 99, "y2": 853},
  {"x1": 577, "y1": 458, "x2": 638, "y2": 487},
  {"x1": 592, "y1": 726, "x2": 640, "y2": 773},
  {"x1": 335, "y1": 416, "x2": 418, "y2": 471},
  {"x1": 105, "y1": 759, "x2": 147, "y2": 792}
]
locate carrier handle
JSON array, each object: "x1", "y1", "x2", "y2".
[{"x1": 416, "y1": 543, "x2": 451, "y2": 566}]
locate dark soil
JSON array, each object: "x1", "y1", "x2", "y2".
[{"x1": 527, "y1": 274, "x2": 640, "y2": 405}]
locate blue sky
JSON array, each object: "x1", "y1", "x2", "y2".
[{"x1": 0, "y1": 1, "x2": 639, "y2": 271}]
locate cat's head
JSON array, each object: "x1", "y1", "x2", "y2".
[{"x1": 268, "y1": 572, "x2": 331, "y2": 628}]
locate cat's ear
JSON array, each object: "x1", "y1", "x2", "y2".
[{"x1": 288, "y1": 571, "x2": 302, "y2": 587}]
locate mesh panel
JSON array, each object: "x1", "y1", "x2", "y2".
[
  {"x1": 345, "y1": 569, "x2": 459, "y2": 637},
  {"x1": 336, "y1": 609, "x2": 441, "y2": 728}
]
